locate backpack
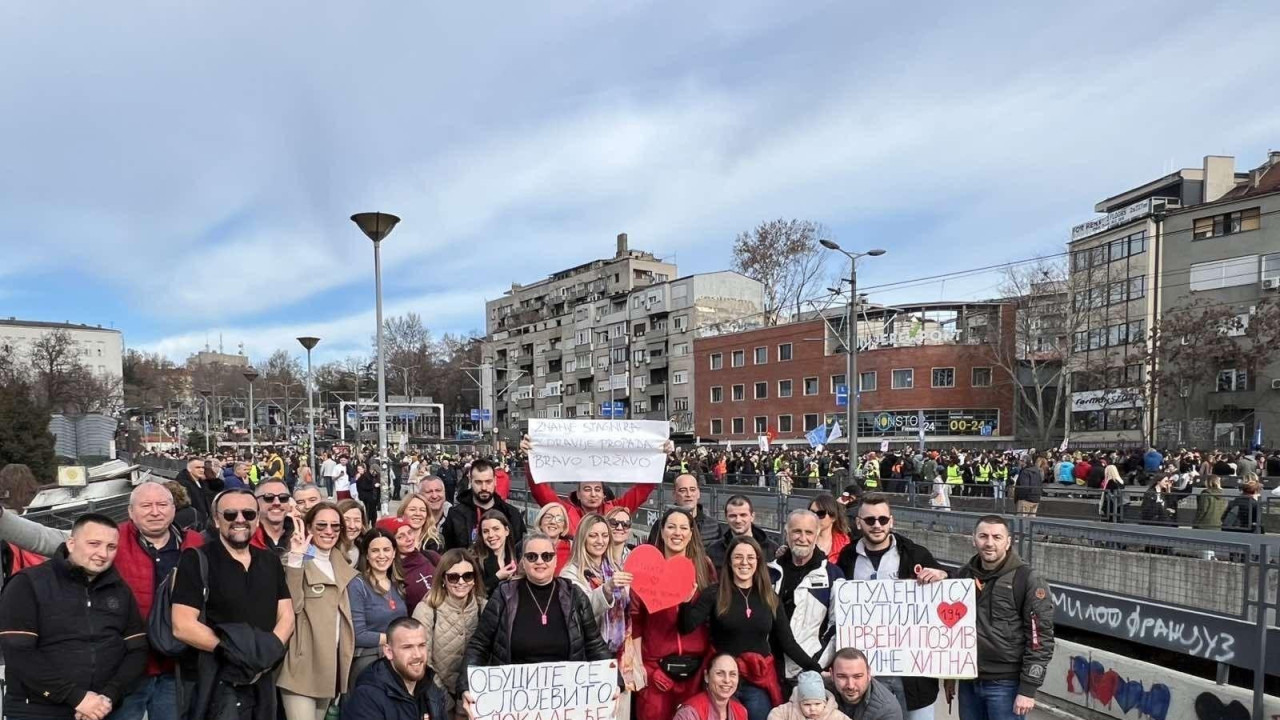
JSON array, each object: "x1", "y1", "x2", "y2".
[{"x1": 148, "y1": 547, "x2": 208, "y2": 657}]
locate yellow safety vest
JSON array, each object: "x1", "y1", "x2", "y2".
[
  {"x1": 946, "y1": 465, "x2": 963, "y2": 485},
  {"x1": 977, "y1": 464, "x2": 992, "y2": 482}
]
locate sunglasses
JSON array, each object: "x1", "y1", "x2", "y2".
[
  {"x1": 810, "y1": 509, "x2": 829, "y2": 519},
  {"x1": 860, "y1": 515, "x2": 892, "y2": 526},
  {"x1": 258, "y1": 493, "x2": 291, "y2": 504},
  {"x1": 523, "y1": 551, "x2": 557, "y2": 563},
  {"x1": 608, "y1": 519, "x2": 632, "y2": 530},
  {"x1": 312, "y1": 522, "x2": 342, "y2": 532},
  {"x1": 445, "y1": 571, "x2": 476, "y2": 584},
  {"x1": 222, "y1": 509, "x2": 258, "y2": 522}
]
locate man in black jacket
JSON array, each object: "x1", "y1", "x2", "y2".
[
  {"x1": 342, "y1": 618, "x2": 445, "y2": 720},
  {"x1": 706, "y1": 495, "x2": 778, "y2": 568},
  {"x1": 1013, "y1": 457, "x2": 1043, "y2": 516},
  {"x1": 442, "y1": 459, "x2": 526, "y2": 550},
  {"x1": 0, "y1": 513, "x2": 148, "y2": 720},
  {"x1": 175, "y1": 456, "x2": 222, "y2": 530}
]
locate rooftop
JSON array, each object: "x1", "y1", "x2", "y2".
[{"x1": 0, "y1": 317, "x2": 121, "y2": 334}]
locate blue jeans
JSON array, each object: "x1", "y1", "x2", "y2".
[
  {"x1": 735, "y1": 682, "x2": 772, "y2": 720},
  {"x1": 958, "y1": 679, "x2": 1020, "y2": 720},
  {"x1": 109, "y1": 674, "x2": 179, "y2": 720}
]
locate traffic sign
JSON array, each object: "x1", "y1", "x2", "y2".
[
  {"x1": 599, "y1": 401, "x2": 626, "y2": 418},
  {"x1": 835, "y1": 384, "x2": 849, "y2": 407}
]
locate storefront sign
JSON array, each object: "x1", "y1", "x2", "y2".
[
  {"x1": 1071, "y1": 198, "x2": 1154, "y2": 242},
  {"x1": 1071, "y1": 388, "x2": 1145, "y2": 412}
]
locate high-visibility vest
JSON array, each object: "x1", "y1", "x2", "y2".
[
  {"x1": 977, "y1": 464, "x2": 993, "y2": 483},
  {"x1": 946, "y1": 465, "x2": 963, "y2": 485},
  {"x1": 993, "y1": 466, "x2": 1008, "y2": 482}
]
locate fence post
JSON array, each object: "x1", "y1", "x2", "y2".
[{"x1": 1252, "y1": 542, "x2": 1268, "y2": 720}]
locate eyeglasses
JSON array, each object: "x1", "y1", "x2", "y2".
[
  {"x1": 445, "y1": 571, "x2": 476, "y2": 584},
  {"x1": 608, "y1": 519, "x2": 632, "y2": 530},
  {"x1": 860, "y1": 515, "x2": 892, "y2": 526},
  {"x1": 810, "y1": 509, "x2": 828, "y2": 519},
  {"x1": 312, "y1": 522, "x2": 342, "y2": 531},
  {"x1": 258, "y1": 493, "x2": 291, "y2": 504},
  {"x1": 523, "y1": 551, "x2": 557, "y2": 563},
  {"x1": 221, "y1": 509, "x2": 258, "y2": 522}
]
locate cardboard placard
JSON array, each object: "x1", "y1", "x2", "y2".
[
  {"x1": 831, "y1": 579, "x2": 978, "y2": 678},
  {"x1": 469, "y1": 660, "x2": 616, "y2": 720},
  {"x1": 529, "y1": 419, "x2": 669, "y2": 484},
  {"x1": 622, "y1": 544, "x2": 695, "y2": 613}
]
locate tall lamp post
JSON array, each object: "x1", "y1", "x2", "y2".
[
  {"x1": 199, "y1": 390, "x2": 212, "y2": 453},
  {"x1": 243, "y1": 367, "x2": 260, "y2": 458},
  {"x1": 819, "y1": 240, "x2": 885, "y2": 469},
  {"x1": 298, "y1": 337, "x2": 320, "y2": 477},
  {"x1": 351, "y1": 211, "x2": 401, "y2": 487}
]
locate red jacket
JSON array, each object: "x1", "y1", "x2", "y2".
[
  {"x1": 678, "y1": 692, "x2": 748, "y2": 720},
  {"x1": 526, "y1": 463, "x2": 657, "y2": 534},
  {"x1": 113, "y1": 521, "x2": 204, "y2": 675}
]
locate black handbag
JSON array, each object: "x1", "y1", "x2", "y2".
[{"x1": 658, "y1": 654, "x2": 702, "y2": 681}]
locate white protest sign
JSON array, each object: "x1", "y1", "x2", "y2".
[
  {"x1": 468, "y1": 660, "x2": 617, "y2": 720},
  {"x1": 831, "y1": 579, "x2": 977, "y2": 678},
  {"x1": 529, "y1": 419, "x2": 669, "y2": 484}
]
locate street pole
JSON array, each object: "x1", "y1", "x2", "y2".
[
  {"x1": 244, "y1": 370, "x2": 258, "y2": 457},
  {"x1": 299, "y1": 337, "x2": 320, "y2": 478},
  {"x1": 352, "y1": 212, "x2": 401, "y2": 494},
  {"x1": 200, "y1": 390, "x2": 212, "y2": 453}
]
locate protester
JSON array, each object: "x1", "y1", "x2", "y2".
[
  {"x1": 333, "y1": 461, "x2": 352, "y2": 500},
  {"x1": 633, "y1": 507, "x2": 717, "y2": 720},
  {"x1": 411, "y1": 549, "x2": 485, "y2": 720},
  {"x1": 948, "y1": 516, "x2": 1054, "y2": 720},
  {"x1": 1224, "y1": 478, "x2": 1262, "y2": 532},
  {"x1": 673, "y1": 654, "x2": 748, "y2": 720},
  {"x1": 443, "y1": 459, "x2": 526, "y2": 550},
  {"x1": 1194, "y1": 476, "x2": 1228, "y2": 530},
  {"x1": 808, "y1": 493, "x2": 851, "y2": 560},
  {"x1": 338, "y1": 498, "x2": 368, "y2": 566},
  {"x1": 707, "y1": 495, "x2": 779, "y2": 569},
  {"x1": 829, "y1": 648, "x2": 903, "y2": 720},
  {"x1": 172, "y1": 488, "x2": 293, "y2": 720},
  {"x1": 534, "y1": 502, "x2": 573, "y2": 573},
  {"x1": 379, "y1": 516, "x2": 438, "y2": 612},
  {"x1": 397, "y1": 493, "x2": 440, "y2": 553},
  {"x1": 1012, "y1": 457, "x2": 1042, "y2": 516},
  {"x1": 347, "y1": 528, "x2": 408, "y2": 690},
  {"x1": 341, "y1": 617, "x2": 446, "y2": 720},
  {"x1": 768, "y1": 509, "x2": 843, "y2": 681},
  {"x1": 175, "y1": 456, "x2": 220, "y2": 529},
  {"x1": 471, "y1": 509, "x2": 519, "y2": 594},
  {"x1": 294, "y1": 483, "x2": 325, "y2": 515},
  {"x1": 647, "y1": 474, "x2": 723, "y2": 547},
  {"x1": 522, "y1": 435, "x2": 666, "y2": 534},
  {"x1": 767, "y1": 671, "x2": 851, "y2": 720},
  {"x1": 419, "y1": 475, "x2": 452, "y2": 551},
  {"x1": 1140, "y1": 475, "x2": 1177, "y2": 525},
  {"x1": 560, "y1": 512, "x2": 633, "y2": 653},
  {"x1": 679, "y1": 536, "x2": 821, "y2": 720},
  {"x1": 606, "y1": 506, "x2": 636, "y2": 560},
  {"x1": 0, "y1": 514, "x2": 148, "y2": 720},
  {"x1": 250, "y1": 479, "x2": 298, "y2": 556},
  {"x1": 459, "y1": 533, "x2": 614, "y2": 707}
]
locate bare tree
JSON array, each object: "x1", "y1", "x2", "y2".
[
  {"x1": 25, "y1": 330, "x2": 121, "y2": 415},
  {"x1": 731, "y1": 219, "x2": 833, "y2": 325},
  {"x1": 123, "y1": 350, "x2": 184, "y2": 409}
]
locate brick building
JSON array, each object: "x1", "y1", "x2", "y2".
[{"x1": 692, "y1": 302, "x2": 1017, "y2": 449}]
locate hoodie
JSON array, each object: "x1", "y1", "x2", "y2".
[{"x1": 767, "y1": 688, "x2": 852, "y2": 720}]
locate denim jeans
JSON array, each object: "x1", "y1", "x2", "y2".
[
  {"x1": 109, "y1": 674, "x2": 179, "y2": 720},
  {"x1": 958, "y1": 679, "x2": 1020, "y2": 720},
  {"x1": 735, "y1": 682, "x2": 773, "y2": 720}
]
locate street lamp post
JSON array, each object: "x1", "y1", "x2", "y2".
[
  {"x1": 298, "y1": 337, "x2": 320, "y2": 477},
  {"x1": 351, "y1": 212, "x2": 401, "y2": 490},
  {"x1": 819, "y1": 240, "x2": 885, "y2": 471},
  {"x1": 199, "y1": 390, "x2": 212, "y2": 453},
  {"x1": 243, "y1": 367, "x2": 260, "y2": 457}
]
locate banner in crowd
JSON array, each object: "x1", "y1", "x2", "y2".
[
  {"x1": 468, "y1": 660, "x2": 617, "y2": 720},
  {"x1": 529, "y1": 419, "x2": 669, "y2": 484},
  {"x1": 831, "y1": 579, "x2": 977, "y2": 678}
]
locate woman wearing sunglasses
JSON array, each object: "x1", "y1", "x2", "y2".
[
  {"x1": 277, "y1": 501, "x2": 357, "y2": 720},
  {"x1": 336, "y1": 498, "x2": 368, "y2": 566},
  {"x1": 471, "y1": 509, "x2": 518, "y2": 594},
  {"x1": 633, "y1": 507, "x2": 716, "y2": 720},
  {"x1": 605, "y1": 507, "x2": 635, "y2": 561},
  {"x1": 678, "y1": 536, "x2": 821, "y2": 720},
  {"x1": 460, "y1": 533, "x2": 615, "y2": 712},
  {"x1": 808, "y1": 493, "x2": 851, "y2": 560},
  {"x1": 534, "y1": 502, "x2": 573, "y2": 573},
  {"x1": 346, "y1": 527, "x2": 407, "y2": 689},
  {"x1": 412, "y1": 549, "x2": 485, "y2": 720}
]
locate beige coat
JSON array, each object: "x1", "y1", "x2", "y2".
[
  {"x1": 277, "y1": 552, "x2": 358, "y2": 699},
  {"x1": 412, "y1": 594, "x2": 480, "y2": 719}
]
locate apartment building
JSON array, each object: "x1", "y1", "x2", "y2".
[
  {"x1": 482, "y1": 234, "x2": 763, "y2": 437},
  {"x1": 1065, "y1": 155, "x2": 1247, "y2": 447},
  {"x1": 0, "y1": 317, "x2": 124, "y2": 383}
]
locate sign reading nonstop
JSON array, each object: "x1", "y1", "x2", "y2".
[
  {"x1": 528, "y1": 418, "x2": 670, "y2": 484},
  {"x1": 831, "y1": 579, "x2": 978, "y2": 679},
  {"x1": 468, "y1": 660, "x2": 617, "y2": 720}
]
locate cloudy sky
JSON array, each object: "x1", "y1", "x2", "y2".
[{"x1": 3, "y1": 2, "x2": 1278, "y2": 365}]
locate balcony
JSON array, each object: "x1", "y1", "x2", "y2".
[
  {"x1": 647, "y1": 356, "x2": 668, "y2": 370},
  {"x1": 544, "y1": 372, "x2": 561, "y2": 383},
  {"x1": 544, "y1": 349, "x2": 563, "y2": 361},
  {"x1": 517, "y1": 397, "x2": 534, "y2": 409},
  {"x1": 644, "y1": 382, "x2": 667, "y2": 397},
  {"x1": 576, "y1": 366, "x2": 595, "y2": 379},
  {"x1": 1206, "y1": 391, "x2": 1253, "y2": 413},
  {"x1": 643, "y1": 410, "x2": 669, "y2": 422}
]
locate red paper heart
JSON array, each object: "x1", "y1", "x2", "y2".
[
  {"x1": 624, "y1": 544, "x2": 696, "y2": 613},
  {"x1": 937, "y1": 601, "x2": 967, "y2": 628}
]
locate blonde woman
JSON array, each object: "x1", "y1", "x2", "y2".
[
  {"x1": 534, "y1": 502, "x2": 572, "y2": 573},
  {"x1": 399, "y1": 493, "x2": 444, "y2": 554},
  {"x1": 604, "y1": 506, "x2": 634, "y2": 564},
  {"x1": 412, "y1": 549, "x2": 485, "y2": 720},
  {"x1": 559, "y1": 513, "x2": 632, "y2": 652}
]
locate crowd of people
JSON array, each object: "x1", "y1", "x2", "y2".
[{"x1": 0, "y1": 433, "x2": 1058, "y2": 720}]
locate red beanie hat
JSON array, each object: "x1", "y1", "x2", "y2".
[{"x1": 376, "y1": 516, "x2": 409, "y2": 535}]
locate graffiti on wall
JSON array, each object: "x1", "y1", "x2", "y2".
[
  {"x1": 1193, "y1": 693, "x2": 1252, "y2": 720},
  {"x1": 1053, "y1": 593, "x2": 1237, "y2": 662},
  {"x1": 1067, "y1": 656, "x2": 1172, "y2": 720}
]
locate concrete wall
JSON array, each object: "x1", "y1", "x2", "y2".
[{"x1": 1041, "y1": 639, "x2": 1277, "y2": 720}]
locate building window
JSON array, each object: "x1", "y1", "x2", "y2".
[
  {"x1": 830, "y1": 374, "x2": 846, "y2": 393},
  {"x1": 710, "y1": 353, "x2": 723, "y2": 370},
  {"x1": 753, "y1": 346, "x2": 767, "y2": 365},
  {"x1": 711, "y1": 386, "x2": 724, "y2": 403},
  {"x1": 1217, "y1": 369, "x2": 1247, "y2": 392},
  {"x1": 1263, "y1": 253, "x2": 1280, "y2": 283},
  {"x1": 778, "y1": 379, "x2": 793, "y2": 397},
  {"x1": 731, "y1": 350, "x2": 745, "y2": 368},
  {"x1": 1194, "y1": 207, "x2": 1261, "y2": 240},
  {"x1": 803, "y1": 414, "x2": 820, "y2": 432},
  {"x1": 803, "y1": 377, "x2": 819, "y2": 395},
  {"x1": 859, "y1": 371, "x2": 876, "y2": 392},
  {"x1": 754, "y1": 381, "x2": 768, "y2": 399},
  {"x1": 1190, "y1": 255, "x2": 1259, "y2": 291},
  {"x1": 674, "y1": 397, "x2": 689, "y2": 411},
  {"x1": 611, "y1": 347, "x2": 627, "y2": 363},
  {"x1": 972, "y1": 367, "x2": 993, "y2": 387},
  {"x1": 732, "y1": 417, "x2": 745, "y2": 434},
  {"x1": 711, "y1": 418, "x2": 724, "y2": 435},
  {"x1": 673, "y1": 315, "x2": 688, "y2": 331},
  {"x1": 891, "y1": 369, "x2": 914, "y2": 389},
  {"x1": 732, "y1": 384, "x2": 745, "y2": 401},
  {"x1": 634, "y1": 400, "x2": 648, "y2": 413},
  {"x1": 778, "y1": 343, "x2": 793, "y2": 361},
  {"x1": 674, "y1": 342, "x2": 689, "y2": 356},
  {"x1": 931, "y1": 368, "x2": 955, "y2": 388},
  {"x1": 672, "y1": 370, "x2": 688, "y2": 385},
  {"x1": 778, "y1": 415, "x2": 793, "y2": 433},
  {"x1": 754, "y1": 416, "x2": 768, "y2": 433}
]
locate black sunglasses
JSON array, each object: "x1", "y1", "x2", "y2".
[
  {"x1": 222, "y1": 509, "x2": 258, "y2": 522},
  {"x1": 608, "y1": 519, "x2": 632, "y2": 530},
  {"x1": 860, "y1": 515, "x2": 892, "y2": 526},
  {"x1": 257, "y1": 493, "x2": 291, "y2": 504},
  {"x1": 523, "y1": 551, "x2": 557, "y2": 563},
  {"x1": 445, "y1": 571, "x2": 476, "y2": 584},
  {"x1": 810, "y1": 508, "x2": 829, "y2": 519}
]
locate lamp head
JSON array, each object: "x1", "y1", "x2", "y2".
[
  {"x1": 243, "y1": 368, "x2": 260, "y2": 383},
  {"x1": 819, "y1": 239, "x2": 841, "y2": 251},
  {"x1": 867, "y1": 248, "x2": 887, "y2": 257},
  {"x1": 351, "y1": 212, "x2": 401, "y2": 243},
  {"x1": 297, "y1": 336, "x2": 320, "y2": 351},
  {"x1": 199, "y1": 389, "x2": 212, "y2": 398}
]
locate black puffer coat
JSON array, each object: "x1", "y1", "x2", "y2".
[{"x1": 457, "y1": 577, "x2": 611, "y2": 693}]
